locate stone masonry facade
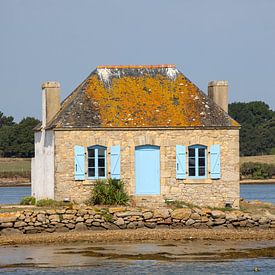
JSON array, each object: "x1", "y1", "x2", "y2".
[{"x1": 53, "y1": 129, "x2": 239, "y2": 208}]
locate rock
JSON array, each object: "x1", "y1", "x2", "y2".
[
  {"x1": 0, "y1": 228, "x2": 22, "y2": 235},
  {"x1": 225, "y1": 212, "x2": 239, "y2": 221},
  {"x1": 153, "y1": 208, "x2": 170, "y2": 219},
  {"x1": 214, "y1": 219, "x2": 226, "y2": 225},
  {"x1": 0, "y1": 213, "x2": 18, "y2": 223},
  {"x1": 137, "y1": 221, "x2": 144, "y2": 228},
  {"x1": 0, "y1": 222, "x2": 13, "y2": 228},
  {"x1": 201, "y1": 216, "x2": 209, "y2": 223},
  {"x1": 143, "y1": 211, "x2": 153, "y2": 220},
  {"x1": 45, "y1": 228, "x2": 56, "y2": 233},
  {"x1": 240, "y1": 220, "x2": 247, "y2": 227},
  {"x1": 63, "y1": 214, "x2": 75, "y2": 220},
  {"x1": 171, "y1": 208, "x2": 191, "y2": 220},
  {"x1": 75, "y1": 217, "x2": 84, "y2": 222},
  {"x1": 66, "y1": 223, "x2": 75, "y2": 229},
  {"x1": 77, "y1": 209, "x2": 88, "y2": 216},
  {"x1": 49, "y1": 215, "x2": 60, "y2": 222},
  {"x1": 190, "y1": 213, "x2": 201, "y2": 220},
  {"x1": 186, "y1": 219, "x2": 195, "y2": 226},
  {"x1": 114, "y1": 218, "x2": 125, "y2": 226},
  {"x1": 56, "y1": 209, "x2": 66, "y2": 214},
  {"x1": 145, "y1": 223, "x2": 156, "y2": 229},
  {"x1": 55, "y1": 226, "x2": 69, "y2": 232},
  {"x1": 85, "y1": 219, "x2": 93, "y2": 224},
  {"x1": 37, "y1": 214, "x2": 46, "y2": 223},
  {"x1": 127, "y1": 222, "x2": 136, "y2": 229},
  {"x1": 46, "y1": 210, "x2": 56, "y2": 215},
  {"x1": 259, "y1": 217, "x2": 269, "y2": 225},
  {"x1": 14, "y1": 221, "x2": 26, "y2": 228},
  {"x1": 66, "y1": 209, "x2": 77, "y2": 214},
  {"x1": 109, "y1": 207, "x2": 126, "y2": 214},
  {"x1": 211, "y1": 210, "x2": 225, "y2": 219},
  {"x1": 92, "y1": 222, "x2": 101, "y2": 227},
  {"x1": 75, "y1": 223, "x2": 88, "y2": 231},
  {"x1": 116, "y1": 211, "x2": 143, "y2": 218}
]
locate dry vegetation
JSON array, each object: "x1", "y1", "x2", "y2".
[{"x1": 240, "y1": 155, "x2": 275, "y2": 165}]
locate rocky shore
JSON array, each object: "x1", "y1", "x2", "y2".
[{"x1": 1, "y1": 205, "x2": 275, "y2": 237}]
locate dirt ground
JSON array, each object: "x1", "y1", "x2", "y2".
[{"x1": 0, "y1": 228, "x2": 275, "y2": 247}]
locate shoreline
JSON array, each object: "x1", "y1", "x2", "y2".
[
  {"x1": 1, "y1": 229, "x2": 275, "y2": 246},
  {"x1": 0, "y1": 180, "x2": 275, "y2": 187},
  {"x1": 240, "y1": 179, "x2": 275, "y2": 184}
]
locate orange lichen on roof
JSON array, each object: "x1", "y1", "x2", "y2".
[
  {"x1": 96, "y1": 64, "x2": 176, "y2": 69},
  {"x1": 85, "y1": 73, "x2": 203, "y2": 127}
]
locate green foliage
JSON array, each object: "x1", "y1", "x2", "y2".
[
  {"x1": 89, "y1": 178, "x2": 129, "y2": 206},
  {"x1": 0, "y1": 111, "x2": 40, "y2": 157},
  {"x1": 240, "y1": 162, "x2": 275, "y2": 179},
  {"x1": 229, "y1": 102, "x2": 275, "y2": 156},
  {"x1": 20, "y1": 196, "x2": 36, "y2": 205},
  {"x1": 36, "y1": 199, "x2": 72, "y2": 207}
]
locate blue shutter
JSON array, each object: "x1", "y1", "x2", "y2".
[
  {"x1": 111, "y1": 145, "x2": 120, "y2": 179},
  {"x1": 74, "y1": 145, "x2": 85, "y2": 180},
  {"x1": 210, "y1": 144, "x2": 221, "y2": 179},
  {"x1": 176, "y1": 145, "x2": 186, "y2": 179}
]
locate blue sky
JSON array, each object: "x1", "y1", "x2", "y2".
[{"x1": 0, "y1": 0, "x2": 274, "y2": 121}]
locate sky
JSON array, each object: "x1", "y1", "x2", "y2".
[{"x1": 0, "y1": 0, "x2": 274, "y2": 121}]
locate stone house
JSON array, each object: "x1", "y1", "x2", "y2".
[{"x1": 32, "y1": 64, "x2": 240, "y2": 208}]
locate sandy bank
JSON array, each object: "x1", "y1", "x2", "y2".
[{"x1": 1, "y1": 228, "x2": 275, "y2": 246}]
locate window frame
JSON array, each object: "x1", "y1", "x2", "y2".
[
  {"x1": 87, "y1": 145, "x2": 107, "y2": 180},
  {"x1": 188, "y1": 144, "x2": 207, "y2": 179}
]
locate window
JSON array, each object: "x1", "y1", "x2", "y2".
[
  {"x1": 188, "y1": 145, "x2": 207, "y2": 178},
  {"x1": 87, "y1": 146, "x2": 106, "y2": 179}
]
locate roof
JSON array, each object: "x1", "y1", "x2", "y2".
[{"x1": 44, "y1": 64, "x2": 239, "y2": 130}]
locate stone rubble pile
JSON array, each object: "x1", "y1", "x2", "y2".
[{"x1": 0, "y1": 206, "x2": 275, "y2": 235}]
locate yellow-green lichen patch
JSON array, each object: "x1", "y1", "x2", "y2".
[{"x1": 85, "y1": 73, "x2": 204, "y2": 127}]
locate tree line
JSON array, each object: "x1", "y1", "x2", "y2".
[
  {"x1": 0, "y1": 112, "x2": 40, "y2": 157},
  {"x1": 228, "y1": 101, "x2": 275, "y2": 156},
  {"x1": 0, "y1": 100, "x2": 274, "y2": 157}
]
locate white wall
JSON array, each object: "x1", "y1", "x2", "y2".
[{"x1": 31, "y1": 130, "x2": 55, "y2": 200}]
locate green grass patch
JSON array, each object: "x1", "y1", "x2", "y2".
[
  {"x1": 36, "y1": 199, "x2": 72, "y2": 208},
  {"x1": 20, "y1": 196, "x2": 36, "y2": 205}
]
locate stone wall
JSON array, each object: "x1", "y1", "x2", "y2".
[
  {"x1": 0, "y1": 206, "x2": 274, "y2": 235},
  {"x1": 54, "y1": 128, "x2": 239, "y2": 208}
]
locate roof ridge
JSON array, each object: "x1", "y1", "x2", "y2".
[{"x1": 96, "y1": 64, "x2": 176, "y2": 69}]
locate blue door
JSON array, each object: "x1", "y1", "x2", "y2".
[{"x1": 135, "y1": 145, "x2": 160, "y2": 195}]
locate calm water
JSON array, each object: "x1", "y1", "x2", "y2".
[
  {"x1": 0, "y1": 241, "x2": 274, "y2": 274},
  {"x1": 0, "y1": 184, "x2": 275, "y2": 204},
  {"x1": 0, "y1": 186, "x2": 31, "y2": 204}
]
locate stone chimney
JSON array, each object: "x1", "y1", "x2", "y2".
[
  {"x1": 208, "y1": 81, "x2": 228, "y2": 113},
  {"x1": 41, "y1": 81, "x2": 61, "y2": 128}
]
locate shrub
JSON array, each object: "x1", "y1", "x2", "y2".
[
  {"x1": 89, "y1": 178, "x2": 129, "y2": 206},
  {"x1": 240, "y1": 162, "x2": 275, "y2": 179},
  {"x1": 20, "y1": 196, "x2": 36, "y2": 205}
]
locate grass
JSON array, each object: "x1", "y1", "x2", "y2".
[
  {"x1": 0, "y1": 158, "x2": 31, "y2": 179},
  {"x1": 0, "y1": 158, "x2": 31, "y2": 172},
  {"x1": 240, "y1": 155, "x2": 275, "y2": 165}
]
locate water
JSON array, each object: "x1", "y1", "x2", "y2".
[
  {"x1": 0, "y1": 184, "x2": 274, "y2": 205},
  {"x1": 0, "y1": 241, "x2": 274, "y2": 274},
  {"x1": 240, "y1": 184, "x2": 275, "y2": 204},
  {"x1": 0, "y1": 186, "x2": 31, "y2": 204}
]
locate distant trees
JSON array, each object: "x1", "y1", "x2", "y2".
[
  {"x1": 0, "y1": 112, "x2": 40, "y2": 157},
  {"x1": 228, "y1": 101, "x2": 275, "y2": 156}
]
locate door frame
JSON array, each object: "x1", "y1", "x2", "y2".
[{"x1": 135, "y1": 144, "x2": 160, "y2": 195}]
